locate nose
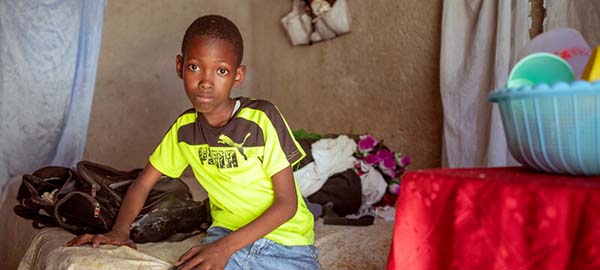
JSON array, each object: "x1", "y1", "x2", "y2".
[{"x1": 198, "y1": 70, "x2": 213, "y2": 90}]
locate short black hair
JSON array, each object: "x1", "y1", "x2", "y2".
[{"x1": 181, "y1": 15, "x2": 244, "y2": 66}]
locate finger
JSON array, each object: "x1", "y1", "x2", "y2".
[
  {"x1": 176, "y1": 246, "x2": 201, "y2": 266},
  {"x1": 66, "y1": 236, "x2": 82, "y2": 246},
  {"x1": 126, "y1": 240, "x2": 137, "y2": 250},
  {"x1": 92, "y1": 234, "x2": 107, "y2": 248},
  {"x1": 67, "y1": 234, "x2": 94, "y2": 246}
]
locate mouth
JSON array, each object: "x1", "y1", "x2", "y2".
[{"x1": 194, "y1": 94, "x2": 213, "y2": 103}]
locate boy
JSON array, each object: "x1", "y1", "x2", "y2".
[{"x1": 67, "y1": 15, "x2": 320, "y2": 270}]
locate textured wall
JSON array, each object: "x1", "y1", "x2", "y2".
[
  {"x1": 85, "y1": 1, "x2": 443, "y2": 171},
  {"x1": 250, "y1": 1, "x2": 443, "y2": 169}
]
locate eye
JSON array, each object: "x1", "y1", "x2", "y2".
[
  {"x1": 217, "y1": 67, "x2": 229, "y2": 76},
  {"x1": 188, "y1": 64, "x2": 200, "y2": 71}
]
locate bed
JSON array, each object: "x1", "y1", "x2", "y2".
[{"x1": 2, "y1": 175, "x2": 394, "y2": 270}]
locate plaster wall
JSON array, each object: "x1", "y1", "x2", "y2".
[
  {"x1": 84, "y1": 1, "x2": 253, "y2": 169},
  {"x1": 250, "y1": 1, "x2": 443, "y2": 170},
  {"x1": 85, "y1": 1, "x2": 443, "y2": 171}
]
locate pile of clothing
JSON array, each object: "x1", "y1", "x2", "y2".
[{"x1": 293, "y1": 133, "x2": 410, "y2": 224}]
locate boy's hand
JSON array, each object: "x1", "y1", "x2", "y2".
[
  {"x1": 175, "y1": 241, "x2": 232, "y2": 270},
  {"x1": 66, "y1": 230, "x2": 136, "y2": 249}
]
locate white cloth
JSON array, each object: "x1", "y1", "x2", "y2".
[
  {"x1": 294, "y1": 135, "x2": 357, "y2": 197},
  {"x1": 281, "y1": 0, "x2": 351, "y2": 45},
  {"x1": 310, "y1": 0, "x2": 351, "y2": 43},
  {"x1": 346, "y1": 166, "x2": 388, "y2": 219},
  {"x1": 374, "y1": 206, "x2": 396, "y2": 222},
  {"x1": 545, "y1": 0, "x2": 600, "y2": 46},
  {"x1": 440, "y1": 0, "x2": 529, "y2": 168},
  {"x1": 358, "y1": 164, "x2": 387, "y2": 208},
  {"x1": 281, "y1": 0, "x2": 313, "y2": 46}
]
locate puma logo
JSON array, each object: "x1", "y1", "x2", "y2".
[{"x1": 218, "y1": 133, "x2": 251, "y2": 160}]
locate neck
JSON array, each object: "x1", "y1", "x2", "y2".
[{"x1": 201, "y1": 99, "x2": 235, "y2": 127}]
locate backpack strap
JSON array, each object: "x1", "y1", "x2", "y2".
[
  {"x1": 53, "y1": 191, "x2": 111, "y2": 234},
  {"x1": 76, "y1": 161, "x2": 141, "y2": 207}
]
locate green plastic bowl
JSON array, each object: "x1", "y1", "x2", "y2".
[{"x1": 507, "y1": 53, "x2": 575, "y2": 88}]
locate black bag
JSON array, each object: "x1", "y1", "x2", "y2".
[
  {"x1": 14, "y1": 166, "x2": 75, "y2": 229},
  {"x1": 14, "y1": 161, "x2": 211, "y2": 243}
]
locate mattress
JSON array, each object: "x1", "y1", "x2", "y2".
[
  {"x1": 18, "y1": 219, "x2": 393, "y2": 270},
  {"x1": 3, "y1": 175, "x2": 394, "y2": 270}
]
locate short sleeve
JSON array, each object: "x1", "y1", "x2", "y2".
[
  {"x1": 261, "y1": 104, "x2": 306, "y2": 177},
  {"x1": 149, "y1": 123, "x2": 189, "y2": 178}
]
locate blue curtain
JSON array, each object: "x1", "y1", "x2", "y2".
[{"x1": 0, "y1": 0, "x2": 106, "y2": 199}]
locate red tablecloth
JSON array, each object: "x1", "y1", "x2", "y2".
[{"x1": 387, "y1": 167, "x2": 600, "y2": 270}]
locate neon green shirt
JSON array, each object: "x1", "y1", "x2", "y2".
[{"x1": 149, "y1": 97, "x2": 313, "y2": 245}]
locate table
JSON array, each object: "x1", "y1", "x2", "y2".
[{"x1": 387, "y1": 167, "x2": 600, "y2": 270}]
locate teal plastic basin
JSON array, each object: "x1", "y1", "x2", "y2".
[{"x1": 489, "y1": 81, "x2": 600, "y2": 175}]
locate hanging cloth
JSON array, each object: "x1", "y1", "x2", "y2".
[
  {"x1": 0, "y1": 0, "x2": 106, "y2": 203},
  {"x1": 440, "y1": 0, "x2": 529, "y2": 168}
]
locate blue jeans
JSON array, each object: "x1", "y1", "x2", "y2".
[{"x1": 201, "y1": 226, "x2": 321, "y2": 270}]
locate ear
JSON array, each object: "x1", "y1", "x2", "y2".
[
  {"x1": 233, "y1": 65, "x2": 247, "y2": 88},
  {"x1": 176, "y1": 55, "x2": 184, "y2": 79}
]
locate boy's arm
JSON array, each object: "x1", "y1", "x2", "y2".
[
  {"x1": 176, "y1": 166, "x2": 298, "y2": 270},
  {"x1": 66, "y1": 163, "x2": 164, "y2": 248}
]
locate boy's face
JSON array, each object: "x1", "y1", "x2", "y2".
[{"x1": 176, "y1": 36, "x2": 245, "y2": 115}]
